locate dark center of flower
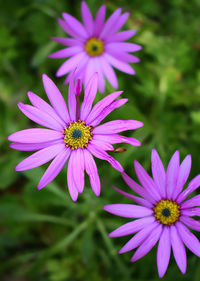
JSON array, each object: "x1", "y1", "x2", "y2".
[
  {"x1": 162, "y1": 208, "x2": 171, "y2": 217},
  {"x1": 85, "y1": 37, "x2": 104, "y2": 57},
  {"x1": 72, "y1": 129, "x2": 82, "y2": 139},
  {"x1": 92, "y1": 45, "x2": 98, "y2": 51}
]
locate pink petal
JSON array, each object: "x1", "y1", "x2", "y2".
[
  {"x1": 180, "y1": 216, "x2": 200, "y2": 231},
  {"x1": 49, "y1": 46, "x2": 82, "y2": 59},
  {"x1": 170, "y1": 225, "x2": 187, "y2": 274},
  {"x1": 93, "y1": 5, "x2": 106, "y2": 36},
  {"x1": 131, "y1": 224, "x2": 163, "y2": 262},
  {"x1": 177, "y1": 174, "x2": 200, "y2": 203},
  {"x1": 181, "y1": 194, "x2": 200, "y2": 209},
  {"x1": 9, "y1": 140, "x2": 62, "y2": 151},
  {"x1": 93, "y1": 120, "x2": 143, "y2": 135},
  {"x1": 68, "y1": 72, "x2": 76, "y2": 121},
  {"x1": 62, "y1": 12, "x2": 87, "y2": 38},
  {"x1": 104, "y1": 204, "x2": 153, "y2": 218},
  {"x1": 100, "y1": 8, "x2": 121, "y2": 39},
  {"x1": 51, "y1": 37, "x2": 83, "y2": 46},
  {"x1": 106, "y1": 48, "x2": 140, "y2": 63},
  {"x1": 90, "y1": 139, "x2": 114, "y2": 151},
  {"x1": 151, "y1": 149, "x2": 166, "y2": 197},
  {"x1": 57, "y1": 18, "x2": 84, "y2": 40},
  {"x1": 83, "y1": 149, "x2": 100, "y2": 196},
  {"x1": 84, "y1": 58, "x2": 96, "y2": 86},
  {"x1": 15, "y1": 143, "x2": 65, "y2": 171},
  {"x1": 157, "y1": 227, "x2": 171, "y2": 278},
  {"x1": 110, "y1": 12, "x2": 130, "y2": 34},
  {"x1": 93, "y1": 57, "x2": 105, "y2": 93},
  {"x1": 37, "y1": 147, "x2": 70, "y2": 189},
  {"x1": 166, "y1": 151, "x2": 180, "y2": 199},
  {"x1": 172, "y1": 154, "x2": 191, "y2": 200},
  {"x1": 106, "y1": 42, "x2": 142, "y2": 52},
  {"x1": 42, "y1": 74, "x2": 70, "y2": 123},
  {"x1": 109, "y1": 216, "x2": 155, "y2": 237},
  {"x1": 71, "y1": 149, "x2": 85, "y2": 193},
  {"x1": 81, "y1": 1, "x2": 93, "y2": 36},
  {"x1": 18, "y1": 103, "x2": 63, "y2": 131},
  {"x1": 80, "y1": 73, "x2": 98, "y2": 120},
  {"x1": 104, "y1": 53, "x2": 135, "y2": 75},
  {"x1": 176, "y1": 221, "x2": 200, "y2": 257},
  {"x1": 100, "y1": 56, "x2": 118, "y2": 88},
  {"x1": 8, "y1": 128, "x2": 63, "y2": 143},
  {"x1": 67, "y1": 155, "x2": 79, "y2": 201},
  {"x1": 181, "y1": 208, "x2": 200, "y2": 217},
  {"x1": 93, "y1": 133, "x2": 141, "y2": 147},
  {"x1": 107, "y1": 30, "x2": 136, "y2": 42}
]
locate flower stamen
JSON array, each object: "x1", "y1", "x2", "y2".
[
  {"x1": 85, "y1": 37, "x2": 104, "y2": 57},
  {"x1": 154, "y1": 200, "x2": 180, "y2": 226}
]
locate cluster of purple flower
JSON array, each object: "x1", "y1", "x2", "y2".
[{"x1": 8, "y1": 1, "x2": 199, "y2": 278}]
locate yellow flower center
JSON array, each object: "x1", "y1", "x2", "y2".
[
  {"x1": 63, "y1": 120, "x2": 93, "y2": 150},
  {"x1": 85, "y1": 37, "x2": 104, "y2": 57},
  {"x1": 154, "y1": 200, "x2": 180, "y2": 226}
]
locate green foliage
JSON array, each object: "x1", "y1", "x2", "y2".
[{"x1": 0, "y1": 0, "x2": 200, "y2": 280}]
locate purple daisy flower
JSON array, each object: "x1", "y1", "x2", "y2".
[
  {"x1": 8, "y1": 73, "x2": 143, "y2": 201},
  {"x1": 50, "y1": 1, "x2": 141, "y2": 93},
  {"x1": 104, "y1": 149, "x2": 200, "y2": 278}
]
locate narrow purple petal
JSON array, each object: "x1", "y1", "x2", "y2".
[
  {"x1": 84, "y1": 59, "x2": 95, "y2": 86},
  {"x1": 87, "y1": 143, "x2": 123, "y2": 172},
  {"x1": 131, "y1": 224, "x2": 163, "y2": 262},
  {"x1": 15, "y1": 143, "x2": 65, "y2": 171},
  {"x1": 93, "y1": 5, "x2": 106, "y2": 36},
  {"x1": 9, "y1": 140, "x2": 62, "y2": 151},
  {"x1": 18, "y1": 103, "x2": 63, "y2": 131},
  {"x1": 180, "y1": 216, "x2": 200, "y2": 231},
  {"x1": 181, "y1": 208, "x2": 200, "y2": 217},
  {"x1": 134, "y1": 160, "x2": 161, "y2": 202},
  {"x1": 157, "y1": 227, "x2": 171, "y2": 278},
  {"x1": 56, "y1": 52, "x2": 85, "y2": 77},
  {"x1": 105, "y1": 53, "x2": 135, "y2": 75},
  {"x1": 112, "y1": 186, "x2": 153, "y2": 208},
  {"x1": 104, "y1": 204, "x2": 153, "y2": 218},
  {"x1": 86, "y1": 91, "x2": 123, "y2": 124},
  {"x1": 83, "y1": 149, "x2": 100, "y2": 196},
  {"x1": 110, "y1": 12, "x2": 130, "y2": 34},
  {"x1": 8, "y1": 128, "x2": 63, "y2": 143},
  {"x1": 62, "y1": 13, "x2": 87, "y2": 38},
  {"x1": 181, "y1": 194, "x2": 200, "y2": 209},
  {"x1": 109, "y1": 216, "x2": 155, "y2": 238},
  {"x1": 172, "y1": 155, "x2": 191, "y2": 200},
  {"x1": 67, "y1": 155, "x2": 79, "y2": 201},
  {"x1": 106, "y1": 49, "x2": 140, "y2": 63},
  {"x1": 37, "y1": 147, "x2": 70, "y2": 190},
  {"x1": 151, "y1": 149, "x2": 166, "y2": 197},
  {"x1": 93, "y1": 133, "x2": 141, "y2": 147},
  {"x1": 90, "y1": 139, "x2": 114, "y2": 151},
  {"x1": 57, "y1": 18, "x2": 84, "y2": 40},
  {"x1": 27, "y1": 91, "x2": 65, "y2": 127},
  {"x1": 90, "y1": 99, "x2": 128, "y2": 127},
  {"x1": 93, "y1": 120, "x2": 144, "y2": 135},
  {"x1": 177, "y1": 174, "x2": 200, "y2": 203},
  {"x1": 71, "y1": 149, "x2": 85, "y2": 193},
  {"x1": 107, "y1": 42, "x2": 142, "y2": 53},
  {"x1": 170, "y1": 225, "x2": 187, "y2": 274},
  {"x1": 176, "y1": 221, "x2": 200, "y2": 257},
  {"x1": 80, "y1": 73, "x2": 98, "y2": 121},
  {"x1": 49, "y1": 46, "x2": 82, "y2": 59},
  {"x1": 100, "y1": 8, "x2": 121, "y2": 39},
  {"x1": 42, "y1": 74, "x2": 70, "y2": 123},
  {"x1": 51, "y1": 37, "x2": 83, "y2": 46},
  {"x1": 81, "y1": 1, "x2": 93, "y2": 35},
  {"x1": 68, "y1": 72, "x2": 76, "y2": 121},
  {"x1": 107, "y1": 30, "x2": 136, "y2": 42},
  {"x1": 100, "y1": 56, "x2": 118, "y2": 88},
  {"x1": 119, "y1": 222, "x2": 158, "y2": 254},
  {"x1": 166, "y1": 151, "x2": 180, "y2": 199},
  {"x1": 94, "y1": 58, "x2": 105, "y2": 93}
]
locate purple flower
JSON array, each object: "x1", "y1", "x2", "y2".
[
  {"x1": 104, "y1": 149, "x2": 200, "y2": 278},
  {"x1": 50, "y1": 1, "x2": 141, "y2": 93},
  {"x1": 8, "y1": 73, "x2": 143, "y2": 201}
]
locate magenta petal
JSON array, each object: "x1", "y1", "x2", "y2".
[
  {"x1": 166, "y1": 151, "x2": 180, "y2": 199},
  {"x1": 105, "y1": 53, "x2": 135, "y2": 75},
  {"x1": 100, "y1": 8, "x2": 121, "y2": 39},
  {"x1": 100, "y1": 56, "x2": 118, "y2": 88},
  {"x1": 112, "y1": 186, "x2": 153, "y2": 208},
  {"x1": 27, "y1": 92, "x2": 65, "y2": 127},
  {"x1": 9, "y1": 140, "x2": 62, "y2": 151},
  {"x1": 106, "y1": 49, "x2": 140, "y2": 63},
  {"x1": 172, "y1": 154, "x2": 191, "y2": 200},
  {"x1": 119, "y1": 221, "x2": 158, "y2": 254},
  {"x1": 104, "y1": 204, "x2": 153, "y2": 218},
  {"x1": 68, "y1": 72, "x2": 76, "y2": 121},
  {"x1": 8, "y1": 128, "x2": 63, "y2": 143},
  {"x1": 94, "y1": 58, "x2": 105, "y2": 93},
  {"x1": 37, "y1": 147, "x2": 70, "y2": 190},
  {"x1": 80, "y1": 73, "x2": 98, "y2": 121},
  {"x1": 176, "y1": 221, "x2": 200, "y2": 257},
  {"x1": 56, "y1": 52, "x2": 85, "y2": 77},
  {"x1": 181, "y1": 194, "x2": 200, "y2": 209},
  {"x1": 107, "y1": 30, "x2": 136, "y2": 42},
  {"x1": 81, "y1": 1, "x2": 93, "y2": 35},
  {"x1": 67, "y1": 155, "x2": 79, "y2": 201},
  {"x1": 90, "y1": 99, "x2": 128, "y2": 127},
  {"x1": 181, "y1": 208, "x2": 200, "y2": 217},
  {"x1": 157, "y1": 227, "x2": 171, "y2": 278},
  {"x1": 93, "y1": 5, "x2": 106, "y2": 36},
  {"x1": 131, "y1": 224, "x2": 162, "y2": 262},
  {"x1": 71, "y1": 149, "x2": 85, "y2": 193},
  {"x1": 109, "y1": 216, "x2": 155, "y2": 237},
  {"x1": 180, "y1": 216, "x2": 200, "y2": 231},
  {"x1": 83, "y1": 149, "x2": 100, "y2": 196},
  {"x1": 57, "y1": 18, "x2": 83, "y2": 40},
  {"x1": 42, "y1": 74, "x2": 70, "y2": 123},
  {"x1": 93, "y1": 133, "x2": 141, "y2": 147},
  {"x1": 90, "y1": 139, "x2": 114, "y2": 151},
  {"x1": 177, "y1": 174, "x2": 200, "y2": 203},
  {"x1": 49, "y1": 46, "x2": 82, "y2": 59},
  {"x1": 111, "y1": 12, "x2": 129, "y2": 34},
  {"x1": 107, "y1": 42, "x2": 142, "y2": 53},
  {"x1": 93, "y1": 120, "x2": 143, "y2": 135},
  {"x1": 170, "y1": 225, "x2": 187, "y2": 274},
  {"x1": 62, "y1": 13, "x2": 87, "y2": 38},
  {"x1": 18, "y1": 103, "x2": 63, "y2": 131},
  {"x1": 86, "y1": 91, "x2": 123, "y2": 124},
  {"x1": 134, "y1": 160, "x2": 161, "y2": 201},
  {"x1": 151, "y1": 149, "x2": 166, "y2": 197},
  {"x1": 51, "y1": 37, "x2": 83, "y2": 47},
  {"x1": 15, "y1": 143, "x2": 65, "y2": 171}
]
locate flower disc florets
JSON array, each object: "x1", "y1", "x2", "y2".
[
  {"x1": 85, "y1": 37, "x2": 104, "y2": 57},
  {"x1": 63, "y1": 120, "x2": 93, "y2": 149},
  {"x1": 154, "y1": 200, "x2": 180, "y2": 226}
]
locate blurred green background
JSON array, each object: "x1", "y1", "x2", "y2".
[{"x1": 0, "y1": 0, "x2": 200, "y2": 280}]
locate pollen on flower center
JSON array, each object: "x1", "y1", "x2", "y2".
[
  {"x1": 85, "y1": 37, "x2": 104, "y2": 57},
  {"x1": 154, "y1": 200, "x2": 180, "y2": 226},
  {"x1": 63, "y1": 120, "x2": 93, "y2": 150}
]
